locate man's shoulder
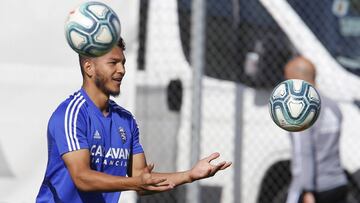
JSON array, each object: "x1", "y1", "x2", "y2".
[
  {"x1": 320, "y1": 95, "x2": 342, "y2": 115},
  {"x1": 109, "y1": 100, "x2": 134, "y2": 120},
  {"x1": 321, "y1": 94, "x2": 336, "y2": 104},
  {"x1": 50, "y1": 91, "x2": 88, "y2": 122}
]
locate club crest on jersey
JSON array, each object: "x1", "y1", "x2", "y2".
[{"x1": 119, "y1": 127, "x2": 127, "y2": 144}]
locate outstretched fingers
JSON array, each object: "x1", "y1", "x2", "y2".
[
  {"x1": 206, "y1": 152, "x2": 232, "y2": 169},
  {"x1": 146, "y1": 177, "x2": 175, "y2": 191},
  {"x1": 217, "y1": 161, "x2": 232, "y2": 170},
  {"x1": 147, "y1": 177, "x2": 167, "y2": 185},
  {"x1": 205, "y1": 152, "x2": 220, "y2": 163},
  {"x1": 146, "y1": 184, "x2": 174, "y2": 191},
  {"x1": 209, "y1": 161, "x2": 225, "y2": 175},
  {"x1": 210, "y1": 160, "x2": 232, "y2": 175}
]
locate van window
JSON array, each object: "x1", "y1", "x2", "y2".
[
  {"x1": 288, "y1": 0, "x2": 360, "y2": 77},
  {"x1": 177, "y1": 0, "x2": 294, "y2": 88}
]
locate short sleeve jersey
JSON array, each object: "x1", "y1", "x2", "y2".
[{"x1": 36, "y1": 88, "x2": 144, "y2": 203}]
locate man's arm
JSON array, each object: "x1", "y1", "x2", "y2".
[
  {"x1": 298, "y1": 129, "x2": 316, "y2": 192},
  {"x1": 292, "y1": 129, "x2": 316, "y2": 203},
  {"x1": 62, "y1": 149, "x2": 173, "y2": 193},
  {"x1": 131, "y1": 152, "x2": 232, "y2": 195}
]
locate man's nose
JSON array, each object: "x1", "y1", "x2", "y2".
[{"x1": 117, "y1": 64, "x2": 125, "y2": 75}]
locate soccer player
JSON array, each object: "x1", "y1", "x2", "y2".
[
  {"x1": 284, "y1": 56, "x2": 348, "y2": 203},
  {"x1": 36, "y1": 38, "x2": 232, "y2": 203}
]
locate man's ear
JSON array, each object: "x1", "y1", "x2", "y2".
[{"x1": 83, "y1": 59, "x2": 94, "y2": 78}]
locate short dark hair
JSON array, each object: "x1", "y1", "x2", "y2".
[
  {"x1": 78, "y1": 37, "x2": 126, "y2": 75},
  {"x1": 117, "y1": 37, "x2": 126, "y2": 51}
]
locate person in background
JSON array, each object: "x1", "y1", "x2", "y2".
[{"x1": 284, "y1": 56, "x2": 348, "y2": 203}]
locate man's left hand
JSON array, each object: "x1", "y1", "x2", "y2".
[{"x1": 189, "y1": 152, "x2": 232, "y2": 182}]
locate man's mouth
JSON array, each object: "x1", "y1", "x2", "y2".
[{"x1": 112, "y1": 77, "x2": 122, "y2": 83}]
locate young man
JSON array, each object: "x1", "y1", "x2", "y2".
[
  {"x1": 36, "y1": 38, "x2": 232, "y2": 203},
  {"x1": 285, "y1": 56, "x2": 348, "y2": 203}
]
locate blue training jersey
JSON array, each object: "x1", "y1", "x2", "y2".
[{"x1": 36, "y1": 88, "x2": 144, "y2": 203}]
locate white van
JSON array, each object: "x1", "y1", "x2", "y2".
[{"x1": 135, "y1": 0, "x2": 360, "y2": 203}]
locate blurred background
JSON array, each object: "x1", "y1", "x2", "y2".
[{"x1": 1, "y1": 0, "x2": 360, "y2": 202}]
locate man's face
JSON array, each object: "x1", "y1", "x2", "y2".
[{"x1": 92, "y1": 46, "x2": 126, "y2": 97}]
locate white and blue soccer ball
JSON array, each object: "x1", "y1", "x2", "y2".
[
  {"x1": 65, "y1": 1, "x2": 121, "y2": 57},
  {"x1": 269, "y1": 79, "x2": 321, "y2": 132}
]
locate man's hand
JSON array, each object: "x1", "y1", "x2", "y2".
[
  {"x1": 189, "y1": 152, "x2": 232, "y2": 182},
  {"x1": 137, "y1": 163, "x2": 175, "y2": 194},
  {"x1": 303, "y1": 192, "x2": 315, "y2": 203}
]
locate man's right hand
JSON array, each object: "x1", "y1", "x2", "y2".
[
  {"x1": 302, "y1": 192, "x2": 315, "y2": 203},
  {"x1": 62, "y1": 150, "x2": 173, "y2": 193},
  {"x1": 137, "y1": 164, "x2": 175, "y2": 194}
]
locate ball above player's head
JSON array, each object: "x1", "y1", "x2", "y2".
[
  {"x1": 269, "y1": 79, "x2": 321, "y2": 132},
  {"x1": 65, "y1": 1, "x2": 121, "y2": 57}
]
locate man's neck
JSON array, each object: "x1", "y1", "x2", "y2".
[{"x1": 82, "y1": 82, "x2": 110, "y2": 116}]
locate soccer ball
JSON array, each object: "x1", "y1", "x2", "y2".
[
  {"x1": 65, "y1": 1, "x2": 121, "y2": 57},
  {"x1": 268, "y1": 79, "x2": 321, "y2": 132}
]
